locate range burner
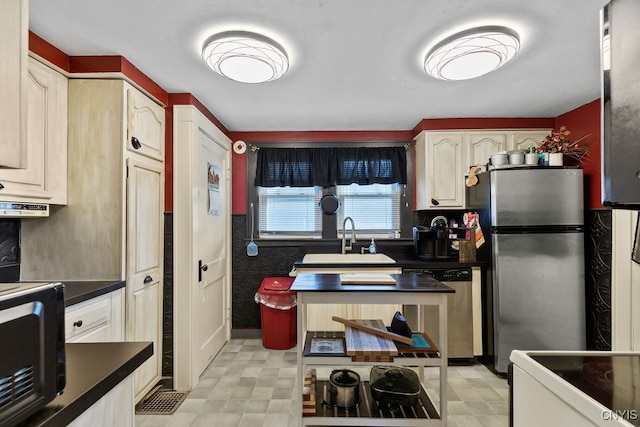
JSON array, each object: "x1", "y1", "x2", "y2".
[{"x1": 532, "y1": 354, "x2": 640, "y2": 426}]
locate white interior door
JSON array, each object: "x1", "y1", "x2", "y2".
[
  {"x1": 174, "y1": 105, "x2": 231, "y2": 390},
  {"x1": 191, "y1": 128, "x2": 230, "y2": 379}
]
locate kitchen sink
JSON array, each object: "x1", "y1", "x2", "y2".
[
  {"x1": 301, "y1": 253, "x2": 396, "y2": 264},
  {"x1": 292, "y1": 253, "x2": 400, "y2": 278}
]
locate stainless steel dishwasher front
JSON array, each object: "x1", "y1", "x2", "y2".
[{"x1": 403, "y1": 268, "x2": 474, "y2": 359}]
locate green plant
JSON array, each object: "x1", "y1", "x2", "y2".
[{"x1": 536, "y1": 126, "x2": 590, "y2": 162}]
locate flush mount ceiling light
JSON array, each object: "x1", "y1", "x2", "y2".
[
  {"x1": 425, "y1": 26, "x2": 520, "y2": 81},
  {"x1": 202, "y1": 31, "x2": 289, "y2": 84}
]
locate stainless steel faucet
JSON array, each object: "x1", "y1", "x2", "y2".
[{"x1": 341, "y1": 216, "x2": 356, "y2": 254}]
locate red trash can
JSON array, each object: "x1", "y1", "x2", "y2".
[{"x1": 255, "y1": 277, "x2": 297, "y2": 350}]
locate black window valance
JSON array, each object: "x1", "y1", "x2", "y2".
[{"x1": 254, "y1": 146, "x2": 407, "y2": 187}]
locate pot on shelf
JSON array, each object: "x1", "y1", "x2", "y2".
[
  {"x1": 328, "y1": 369, "x2": 360, "y2": 408},
  {"x1": 370, "y1": 366, "x2": 421, "y2": 408}
]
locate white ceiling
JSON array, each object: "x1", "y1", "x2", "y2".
[{"x1": 28, "y1": 0, "x2": 610, "y2": 132}]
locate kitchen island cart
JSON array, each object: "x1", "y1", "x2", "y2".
[{"x1": 291, "y1": 272, "x2": 453, "y2": 426}]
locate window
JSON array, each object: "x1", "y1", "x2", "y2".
[
  {"x1": 257, "y1": 186, "x2": 322, "y2": 238},
  {"x1": 336, "y1": 183, "x2": 402, "y2": 238},
  {"x1": 250, "y1": 143, "x2": 412, "y2": 240}
]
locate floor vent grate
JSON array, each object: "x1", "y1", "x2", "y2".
[{"x1": 135, "y1": 389, "x2": 189, "y2": 415}]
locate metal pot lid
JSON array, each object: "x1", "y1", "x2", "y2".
[
  {"x1": 370, "y1": 367, "x2": 420, "y2": 394},
  {"x1": 330, "y1": 369, "x2": 360, "y2": 387},
  {"x1": 319, "y1": 193, "x2": 341, "y2": 215}
]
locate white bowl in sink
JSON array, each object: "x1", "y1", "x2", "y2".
[{"x1": 301, "y1": 253, "x2": 395, "y2": 264}]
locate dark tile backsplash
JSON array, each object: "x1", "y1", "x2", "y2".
[
  {"x1": 0, "y1": 209, "x2": 612, "y2": 373},
  {"x1": 0, "y1": 219, "x2": 20, "y2": 282},
  {"x1": 231, "y1": 215, "x2": 305, "y2": 329},
  {"x1": 585, "y1": 210, "x2": 612, "y2": 350},
  {"x1": 163, "y1": 214, "x2": 174, "y2": 381}
]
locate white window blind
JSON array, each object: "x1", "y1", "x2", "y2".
[
  {"x1": 336, "y1": 183, "x2": 402, "y2": 238},
  {"x1": 257, "y1": 186, "x2": 322, "y2": 238}
]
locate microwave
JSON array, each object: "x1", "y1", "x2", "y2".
[{"x1": 0, "y1": 282, "x2": 66, "y2": 426}]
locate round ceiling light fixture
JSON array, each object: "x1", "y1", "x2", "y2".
[
  {"x1": 202, "y1": 31, "x2": 289, "y2": 84},
  {"x1": 424, "y1": 26, "x2": 520, "y2": 81}
]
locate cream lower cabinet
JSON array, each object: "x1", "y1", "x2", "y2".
[
  {"x1": 20, "y1": 79, "x2": 165, "y2": 404},
  {"x1": 65, "y1": 289, "x2": 125, "y2": 343},
  {"x1": 68, "y1": 375, "x2": 135, "y2": 427},
  {"x1": 0, "y1": 57, "x2": 67, "y2": 204},
  {"x1": 415, "y1": 129, "x2": 550, "y2": 210}
]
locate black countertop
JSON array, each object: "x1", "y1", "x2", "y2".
[
  {"x1": 19, "y1": 341, "x2": 153, "y2": 427},
  {"x1": 290, "y1": 272, "x2": 455, "y2": 293},
  {"x1": 62, "y1": 280, "x2": 126, "y2": 307}
]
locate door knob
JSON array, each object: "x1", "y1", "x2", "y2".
[{"x1": 198, "y1": 260, "x2": 207, "y2": 282}]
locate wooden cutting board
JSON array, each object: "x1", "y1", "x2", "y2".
[{"x1": 344, "y1": 319, "x2": 398, "y2": 362}]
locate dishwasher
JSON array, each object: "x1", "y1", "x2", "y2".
[{"x1": 403, "y1": 267, "x2": 474, "y2": 359}]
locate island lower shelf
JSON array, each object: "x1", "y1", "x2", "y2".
[
  {"x1": 302, "y1": 331, "x2": 441, "y2": 364},
  {"x1": 305, "y1": 380, "x2": 440, "y2": 426}
]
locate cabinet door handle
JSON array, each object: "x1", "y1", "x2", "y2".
[
  {"x1": 431, "y1": 198, "x2": 440, "y2": 206},
  {"x1": 73, "y1": 320, "x2": 83, "y2": 328},
  {"x1": 131, "y1": 136, "x2": 142, "y2": 150},
  {"x1": 143, "y1": 275, "x2": 153, "y2": 284},
  {"x1": 0, "y1": 182, "x2": 4, "y2": 190}
]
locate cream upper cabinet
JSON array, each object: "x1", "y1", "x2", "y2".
[
  {"x1": 467, "y1": 133, "x2": 508, "y2": 169},
  {"x1": 20, "y1": 79, "x2": 165, "y2": 404},
  {"x1": 127, "y1": 88, "x2": 164, "y2": 161},
  {"x1": 415, "y1": 129, "x2": 552, "y2": 210},
  {"x1": 0, "y1": 58, "x2": 68, "y2": 204},
  {"x1": 0, "y1": 0, "x2": 28, "y2": 169},
  {"x1": 415, "y1": 131, "x2": 465, "y2": 209},
  {"x1": 510, "y1": 130, "x2": 549, "y2": 152}
]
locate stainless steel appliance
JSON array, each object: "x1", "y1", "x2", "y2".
[
  {"x1": 413, "y1": 222, "x2": 449, "y2": 260},
  {"x1": 601, "y1": 0, "x2": 640, "y2": 208},
  {"x1": 467, "y1": 167, "x2": 586, "y2": 373},
  {"x1": 413, "y1": 226, "x2": 436, "y2": 260},
  {"x1": 0, "y1": 282, "x2": 66, "y2": 426},
  {"x1": 403, "y1": 268, "x2": 474, "y2": 359}
]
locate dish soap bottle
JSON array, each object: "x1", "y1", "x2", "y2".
[{"x1": 368, "y1": 239, "x2": 377, "y2": 254}]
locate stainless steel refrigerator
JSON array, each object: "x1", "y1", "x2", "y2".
[{"x1": 467, "y1": 167, "x2": 586, "y2": 373}]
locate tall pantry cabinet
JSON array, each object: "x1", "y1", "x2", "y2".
[{"x1": 21, "y1": 79, "x2": 165, "y2": 403}]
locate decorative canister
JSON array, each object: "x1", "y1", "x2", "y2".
[
  {"x1": 525, "y1": 152, "x2": 539, "y2": 165},
  {"x1": 548, "y1": 152, "x2": 564, "y2": 166}
]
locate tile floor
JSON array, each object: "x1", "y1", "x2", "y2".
[{"x1": 135, "y1": 338, "x2": 509, "y2": 427}]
